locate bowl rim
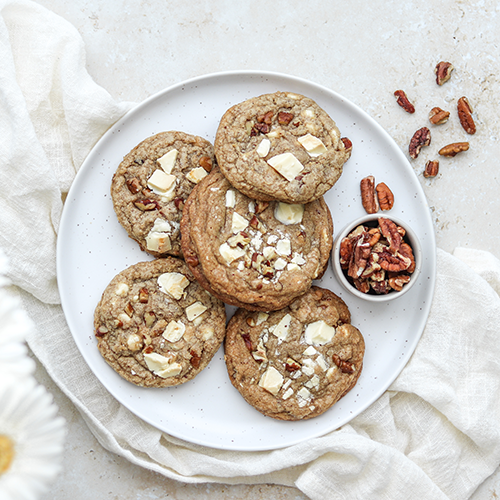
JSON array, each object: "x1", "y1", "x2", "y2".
[{"x1": 331, "y1": 214, "x2": 422, "y2": 302}]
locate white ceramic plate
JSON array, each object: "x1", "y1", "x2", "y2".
[{"x1": 57, "y1": 71, "x2": 436, "y2": 451}]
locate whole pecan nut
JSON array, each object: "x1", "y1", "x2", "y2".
[
  {"x1": 435, "y1": 61, "x2": 454, "y2": 85},
  {"x1": 360, "y1": 176, "x2": 379, "y2": 214},
  {"x1": 457, "y1": 97, "x2": 476, "y2": 135},
  {"x1": 423, "y1": 160, "x2": 439, "y2": 178},
  {"x1": 428, "y1": 107, "x2": 450, "y2": 125},
  {"x1": 439, "y1": 142, "x2": 469, "y2": 157},
  {"x1": 409, "y1": 127, "x2": 431, "y2": 159},
  {"x1": 376, "y1": 183, "x2": 394, "y2": 211},
  {"x1": 394, "y1": 90, "x2": 415, "y2": 113}
]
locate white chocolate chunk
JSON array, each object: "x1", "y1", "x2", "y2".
[
  {"x1": 316, "y1": 354, "x2": 328, "y2": 371},
  {"x1": 115, "y1": 283, "x2": 129, "y2": 297},
  {"x1": 157, "y1": 149, "x2": 178, "y2": 174},
  {"x1": 162, "y1": 320, "x2": 186, "y2": 342},
  {"x1": 287, "y1": 263, "x2": 300, "y2": 271},
  {"x1": 186, "y1": 166, "x2": 208, "y2": 184},
  {"x1": 297, "y1": 387, "x2": 311, "y2": 400},
  {"x1": 256, "y1": 312, "x2": 269, "y2": 325},
  {"x1": 305, "y1": 374, "x2": 320, "y2": 390},
  {"x1": 274, "y1": 258, "x2": 287, "y2": 270},
  {"x1": 185, "y1": 301, "x2": 208, "y2": 321},
  {"x1": 256, "y1": 138, "x2": 271, "y2": 157},
  {"x1": 252, "y1": 338, "x2": 268, "y2": 362},
  {"x1": 267, "y1": 153, "x2": 304, "y2": 181},
  {"x1": 117, "y1": 313, "x2": 131, "y2": 326},
  {"x1": 156, "y1": 362, "x2": 183, "y2": 378},
  {"x1": 248, "y1": 201, "x2": 255, "y2": 213},
  {"x1": 200, "y1": 324, "x2": 214, "y2": 341},
  {"x1": 258, "y1": 366, "x2": 284, "y2": 395},
  {"x1": 282, "y1": 387, "x2": 294, "y2": 400},
  {"x1": 274, "y1": 202, "x2": 304, "y2": 225},
  {"x1": 158, "y1": 272, "x2": 189, "y2": 300},
  {"x1": 303, "y1": 346, "x2": 317, "y2": 356},
  {"x1": 271, "y1": 313, "x2": 292, "y2": 341},
  {"x1": 291, "y1": 252, "x2": 306, "y2": 265},
  {"x1": 304, "y1": 320, "x2": 336, "y2": 345},
  {"x1": 302, "y1": 358, "x2": 316, "y2": 376},
  {"x1": 276, "y1": 239, "x2": 291, "y2": 256},
  {"x1": 297, "y1": 133, "x2": 328, "y2": 157},
  {"x1": 143, "y1": 351, "x2": 181, "y2": 378},
  {"x1": 225, "y1": 189, "x2": 236, "y2": 208},
  {"x1": 219, "y1": 242, "x2": 246, "y2": 263},
  {"x1": 146, "y1": 218, "x2": 173, "y2": 253},
  {"x1": 232, "y1": 212, "x2": 249, "y2": 233},
  {"x1": 148, "y1": 170, "x2": 176, "y2": 193},
  {"x1": 326, "y1": 365, "x2": 338, "y2": 380},
  {"x1": 127, "y1": 333, "x2": 142, "y2": 351},
  {"x1": 263, "y1": 246, "x2": 277, "y2": 260}
]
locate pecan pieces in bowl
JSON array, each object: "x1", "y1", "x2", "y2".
[{"x1": 332, "y1": 215, "x2": 421, "y2": 302}]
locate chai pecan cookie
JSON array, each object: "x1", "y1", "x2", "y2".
[
  {"x1": 94, "y1": 258, "x2": 226, "y2": 387},
  {"x1": 224, "y1": 286, "x2": 364, "y2": 420},
  {"x1": 111, "y1": 131, "x2": 215, "y2": 257},
  {"x1": 214, "y1": 91, "x2": 350, "y2": 204},
  {"x1": 180, "y1": 168, "x2": 333, "y2": 311}
]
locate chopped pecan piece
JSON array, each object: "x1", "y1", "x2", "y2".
[
  {"x1": 457, "y1": 97, "x2": 476, "y2": 135},
  {"x1": 341, "y1": 137, "x2": 353, "y2": 157},
  {"x1": 139, "y1": 288, "x2": 149, "y2": 304},
  {"x1": 95, "y1": 326, "x2": 109, "y2": 337},
  {"x1": 428, "y1": 107, "x2": 450, "y2": 125},
  {"x1": 241, "y1": 333, "x2": 252, "y2": 351},
  {"x1": 332, "y1": 354, "x2": 355, "y2": 374},
  {"x1": 424, "y1": 160, "x2": 439, "y2": 178},
  {"x1": 409, "y1": 127, "x2": 431, "y2": 159},
  {"x1": 254, "y1": 200, "x2": 269, "y2": 214},
  {"x1": 347, "y1": 234, "x2": 372, "y2": 279},
  {"x1": 124, "y1": 302, "x2": 134, "y2": 318},
  {"x1": 257, "y1": 111, "x2": 273, "y2": 124},
  {"x1": 277, "y1": 111, "x2": 294, "y2": 125},
  {"x1": 435, "y1": 61, "x2": 454, "y2": 85},
  {"x1": 190, "y1": 350, "x2": 201, "y2": 369},
  {"x1": 370, "y1": 279, "x2": 391, "y2": 295},
  {"x1": 353, "y1": 278, "x2": 370, "y2": 294},
  {"x1": 144, "y1": 311, "x2": 156, "y2": 327},
  {"x1": 126, "y1": 177, "x2": 141, "y2": 194},
  {"x1": 439, "y1": 142, "x2": 469, "y2": 157},
  {"x1": 285, "y1": 358, "x2": 301, "y2": 372},
  {"x1": 376, "y1": 183, "x2": 394, "y2": 211},
  {"x1": 394, "y1": 90, "x2": 415, "y2": 113},
  {"x1": 389, "y1": 274, "x2": 411, "y2": 291},
  {"x1": 173, "y1": 197, "x2": 184, "y2": 210},
  {"x1": 134, "y1": 199, "x2": 159, "y2": 211},
  {"x1": 199, "y1": 156, "x2": 213, "y2": 172},
  {"x1": 360, "y1": 176, "x2": 379, "y2": 214}
]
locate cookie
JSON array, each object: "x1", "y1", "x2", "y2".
[
  {"x1": 180, "y1": 168, "x2": 333, "y2": 311},
  {"x1": 214, "y1": 91, "x2": 349, "y2": 204},
  {"x1": 94, "y1": 258, "x2": 226, "y2": 387},
  {"x1": 111, "y1": 131, "x2": 215, "y2": 257},
  {"x1": 224, "y1": 286, "x2": 364, "y2": 420}
]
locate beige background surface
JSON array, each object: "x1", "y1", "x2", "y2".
[{"x1": 28, "y1": 0, "x2": 500, "y2": 498}]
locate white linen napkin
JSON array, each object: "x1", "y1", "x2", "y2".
[{"x1": 2, "y1": 2, "x2": 500, "y2": 499}]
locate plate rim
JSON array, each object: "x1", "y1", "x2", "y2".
[{"x1": 57, "y1": 70, "x2": 437, "y2": 451}]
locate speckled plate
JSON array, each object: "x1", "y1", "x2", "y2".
[{"x1": 57, "y1": 71, "x2": 436, "y2": 451}]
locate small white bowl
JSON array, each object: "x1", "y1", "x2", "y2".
[{"x1": 332, "y1": 214, "x2": 422, "y2": 302}]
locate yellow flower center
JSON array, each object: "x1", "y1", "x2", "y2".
[{"x1": 0, "y1": 434, "x2": 15, "y2": 474}]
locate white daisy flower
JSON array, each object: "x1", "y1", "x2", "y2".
[{"x1": 0, "y1": 375, "x2": 66, "y2": 500}]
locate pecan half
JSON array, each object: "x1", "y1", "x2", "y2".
[
  {"x1": 376, "y1": 183, "x2": 394, "y2": 211},
  {"x1": 409, "y1": 127, "x2": 431, "y2": 159},
  {"x1": 428, "y1": 107, "x2": 450, "y2": 125},
  {"x1": 388, "y1": 274, "x2": 411, "y2": 291},
  {"x1": 379, "y1": 217, "x2": 402, "y2": 254},
  {"x1": 394, "y1": 90, "x2": 415, "y2": 113},
  {"x1": 439, "y1": 142, "x2": 469, "y2": 157},
  {"x1": 435, "y1": 61, "x2": 454, "y2": 85},
  {"x1": 257, "y1": 111, "x2": 273, "y2": 125},
  {"x1": 360, "y1": 176, "x2": 379, "y2": 214},
  {"x1": 423, "y1": 160, "x2": 439, "y2": 178},
  {"x1": 457, "y1": 97, "x2": 476, "y2": 135}
]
